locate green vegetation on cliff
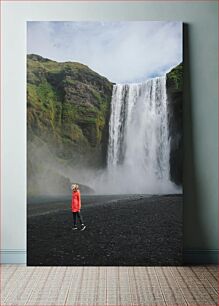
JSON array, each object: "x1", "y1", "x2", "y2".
[
  {"x1": 27, "y1": 54, "x2": 113, "y2": 196},
  {"x1": 27, "y1": 54, "x2": 113, "y2": 162},
  {"x1": 166, "y1": 62, "x2": 183, "y2": 185},
  {"x1": 166, "y1": 63, "x2": 183, "y2": 92}
]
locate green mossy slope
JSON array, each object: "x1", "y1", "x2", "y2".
[{"x1": 27, "y1": 54, "x2": 113, "y2": 196}]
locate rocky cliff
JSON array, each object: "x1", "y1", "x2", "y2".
[
  {"x1": 166, "y1": 63, "x2": 183, "y2": 186},
  {"x1": 27, "y1": 54, "x2": 113, "y2": 196},
  {"x1": 27, "y1": 54, "x2": 183, "y2": 196}
]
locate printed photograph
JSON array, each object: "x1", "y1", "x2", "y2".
[{"x1": 27, "y1": 21, "x2": 183, "y2": 266}]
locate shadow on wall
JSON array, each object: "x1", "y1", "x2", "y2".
[{"x1": 183, "y1": 24, "x2": 207, "y2": 253}]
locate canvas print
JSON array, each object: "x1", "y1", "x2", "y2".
[{"x1": 27, "y1": 21, "x2": 183, "y2": 266}]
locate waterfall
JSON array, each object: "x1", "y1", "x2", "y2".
[
  {"x1": 90, "y1": 75, "x2": 179, "y2": 194},
  {"x1": 103, "y1": 75, "x2": 177, "y2": 194}
]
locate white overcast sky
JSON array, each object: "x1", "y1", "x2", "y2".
[{"x1": 27, "y1": 21, "x2": 182, "y2": 83}]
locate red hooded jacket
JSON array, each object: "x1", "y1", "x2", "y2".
[{"x1": 71, "y1": 190, "x2": 81, "y2": 212}]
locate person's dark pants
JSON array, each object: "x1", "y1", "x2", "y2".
[{"x1": 72, "y1": 212, "x2": 84, "y2": 227}]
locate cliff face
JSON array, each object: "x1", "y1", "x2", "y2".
[
  {"x1": 27, "y1": 54, "x2": 183, "y2": 196},
  {"x1": 27, "y1": 54, "x2": 113, "y2": 196},
  {"x1": 166, "y1": 63, "x2": 183, "y2": 186}
]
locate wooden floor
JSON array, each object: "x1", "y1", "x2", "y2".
[{"x1": 1, "y1": 265, "x2": 218, "y2": 305}]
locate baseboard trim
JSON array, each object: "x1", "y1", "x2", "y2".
[
  {"x1": 1, "y1": 250, "x2": 26, "y2": 264},
  {"x1": 0, "y1": 249, "x2": 218, "y2": 264}
]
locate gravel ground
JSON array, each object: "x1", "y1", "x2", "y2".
[{"x1": 27, "y1": 194, "x2": 183, "y2": 266}]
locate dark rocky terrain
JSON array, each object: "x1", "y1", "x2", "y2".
[{"x1": 27, "y1": 194, "x2": 183, "y2": 266}]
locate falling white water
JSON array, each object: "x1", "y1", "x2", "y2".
[{"x1": 93, "y1": 76, "x2": 179, "y2": 194}]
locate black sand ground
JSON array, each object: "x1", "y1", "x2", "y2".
[{"x1": 27, "y1": 194, "x2": 183, "y2": 266}]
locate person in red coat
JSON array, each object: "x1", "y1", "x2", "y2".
[{"x1": 71, "y1": 184, "x2": 86, "y2": 231}]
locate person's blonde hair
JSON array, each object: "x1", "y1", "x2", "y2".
[{"x1": 71, "y1": 184, "x2": 79, "y2": 191}]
